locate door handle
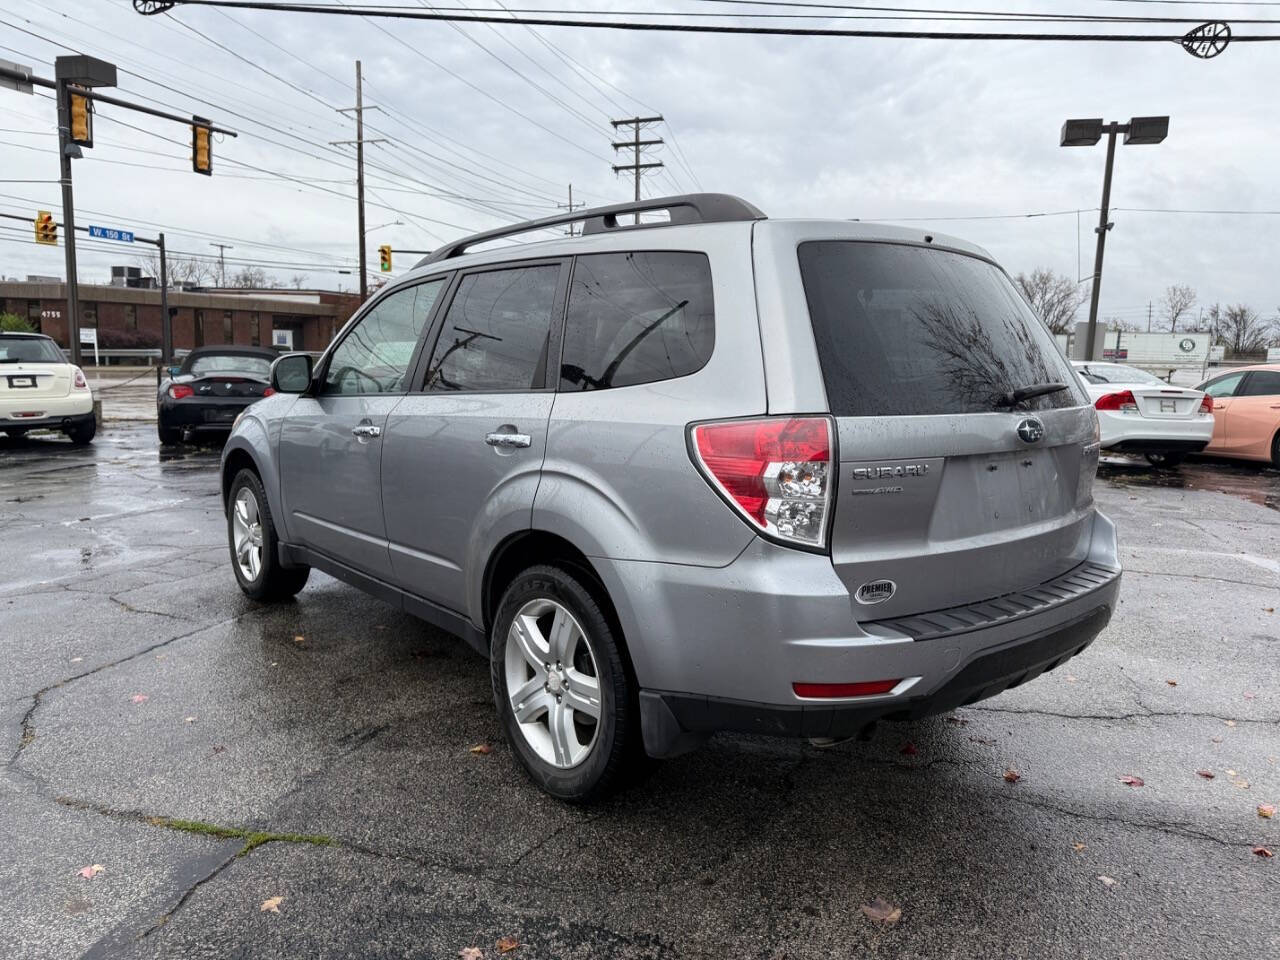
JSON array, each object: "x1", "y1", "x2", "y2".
[
  {"x1": 352, "y1": 423, "x2": 382, "y2": 439},
  {"x1": 485, "y1": 432, "x2": 531, "y2": 449}
]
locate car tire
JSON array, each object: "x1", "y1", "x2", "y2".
[
  {"x1": 1271, "y1": 432, "x2": 1280, "y2": 470},
  {"x1": 1144, "y1": 451, "x2": 1185, "y2": 468},
  {"x1": 490, "y1": 564, "x2": 646, "y2": 802},
  {"x1": 157, "y1": 420, "x2": 182, "y2": 445},
  {"x1": 226, "y1": 468, "x2": 310, "y2": 602},
  {"x1": 66, "y1": 420, "x2": 96, "y2": 445}
]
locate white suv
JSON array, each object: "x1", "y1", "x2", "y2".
[{"x1": 0, "y1": 332, "x2": 96, "y2": 444}]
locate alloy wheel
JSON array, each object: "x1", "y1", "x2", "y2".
[
  {"x1": 231, "y1": 487, "x2": 264, "y2": 582},
  {"x1": 504, "y1": 598, "x2": 602, "y2": 768}
]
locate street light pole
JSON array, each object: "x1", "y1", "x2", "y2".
[{"x1": 1061, "y1": 115, "x2": 1169, "y2": 362}]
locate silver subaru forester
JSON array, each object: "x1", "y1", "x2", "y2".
[{"x1": 221, "y1": 194, "x2": 1121, "y2": 801}]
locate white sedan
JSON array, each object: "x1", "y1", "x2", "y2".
[
  {"x1": 0, "y1": 332, "x2": 96, "y2": 444},
  {"x1": 1072, "y1": 361, "x2": 1212, "y2": 467}
]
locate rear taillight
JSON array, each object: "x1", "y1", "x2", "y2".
[
  {"x1": 793, "y1": 679, "x2": 901, "y2": 699},
  {"x1": 263, "y1": 387, "x2": 275, "y2": 397},
  {"x1": 1199, "y1": 393, "x2": 1214, "y2": 414},
  {"x1": 73, "y1": 367, "x2": 87, "y2": 389},
  {"x1": 169, "y1": 384, "x2": 194, "y2": 400},
  {"x1": 1094, "y1": 390, "x2": 1137, "y2": 413},
  {"x1": 690, "y1": 416, "x2": 834, "y2": 550}
]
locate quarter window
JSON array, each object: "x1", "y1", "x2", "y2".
[
  {"x1": 424, "y1": 264, "x2": 560, "y2": 392},
  {"x1": 1200, "y1": 373, "x2": 1244, "y2": 398},
  {"x1": 322, "y1": 280, "x2": 444, "y2": 395},
  {"x1": 559, "y1": 252, "x2": 714, "y2": 391},
  {"x1": 1239, "y1": 371, "x2": 1280, "y2": 397}
]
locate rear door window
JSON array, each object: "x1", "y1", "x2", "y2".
[
  {"x1": 1239, "y1": 371, "x2": 1280, "y2": 397},
  {"x1": 559, "y1": 251, "x2": 714, "y2": 391},
  {"x1": 423, "y1": 264, "x2": 560, "y2": 392},
  {"x1": 797, "y1": 242, "x2": 1081, "y2": 416},
  {"x1": 1200, "y1": 372, "x2": 1245, "y2": 398}
]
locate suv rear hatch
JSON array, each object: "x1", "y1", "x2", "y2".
[
  {"x1": 795, "y1": 240, "x2": 1099, "y2": 621},
  {"x1": 0, "y1": 336, "x2": 72, "y2": 401}
]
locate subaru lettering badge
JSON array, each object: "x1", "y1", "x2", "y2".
[{"x1": 1016, "y1": 417, "x2": 1045, "y2": 444}]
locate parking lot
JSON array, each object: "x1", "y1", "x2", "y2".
[{"x1": 2, "y1": 422, "x2": 1277, "y2": 960}]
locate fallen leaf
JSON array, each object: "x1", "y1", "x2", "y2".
[
  {"x1": 260, "y1": 896, "x2": 283, "y2": 913},
  {"x1": 943, "y1": 716, "x2": 969, "y2": 726},
  {"x1": 1244, "y1": 692, "x2": 1256, "y2": 701},
  {"x1": 211, "y1": 745, "x2": 226, "y2": 754},
  {"x1": 1097, "y1": 875, "x2": 1117, "y2": 888},
  {"x1": 1224, "y1": 720, "x2": 1237, "y2": 728},
  {"x1": 130, "y1": 694, "x2": 148, "y2": 704},
  {"x1": 1072, "y1": 843, "x2": 1087, "y2": 853},
  {"x1": 1003, "y1": 768, "x2": 1022, "y2": 783},
  {"x1": 1228, "y1": 769, "x2": 1238, "y2": 777},
  {"x1": 1264, "y1": 607, "x2": 1275, "y2": 614},
  {"x1": 1258, "y1": 804, "x2": 1275, "y2": 819},
  {"x1": 183, "y1": 716, "x2": 197, "y2": 723},
  {"x1": 1253, "y1": 846, "x2": 1274, "y2": 858},
  {"x1": 1233, "y1": 778, "x2": 1251, "y2": 790},
  {"x1": 859, "y1": 897, "x2": 902, "y2": 925},
  {"x1": 497, "y1": 936, "x2": 520, "y2": 953},
  {"x1": 293, "y1": 635, "x2": 305, "y2": 644},
  {"x1": 1166, "y1": 679, "x2": 1178, "y2": 687},
  {"x1": 1066, "y1": 674, "x2": 1078, "y2": 683},
  {"x1": 77, "y1": 864, "x2": 104, "y2": 879},
  {"x1": 1118, "y1": 775, "x2": 1145, "y2": 787},
  {"x1": 1211, "y1": 736, "x2": 1224, "y2": 744},
  {"x1": 1196, "y1": 770, "x2": 1215, "y2": 780},
  {"x1": 900, "y1": 742, "x2": 918, "y2": 756},
  {"x1": 458, "y1": 949, "x2": 484, "y2": 960},
  {"x1": 469, "y1": 744, "x2": 493, "y2": 755},
  {"x1": 70, "y1": 657, "x2": 83, "y2": 663}
]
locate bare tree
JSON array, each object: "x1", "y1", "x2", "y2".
[
  {"x1": 1014, "y1": 268, "x2": 1082, "y2": 335},
  {"x1": 1160, "y1": 284, "x2": 1197, "y2": 332},
  {"x1": 289, "y1": 273, "x2": 308, "y2": 290},
  {"x1": 133, "y1": 250, "x2": 217, "y2": 287},
  {"x1": 1209, "y1": 303, "x2": 1276, "y2": 357},
  {"x1": 228, "y1": 265, "x2": 276, "y2": 289}
]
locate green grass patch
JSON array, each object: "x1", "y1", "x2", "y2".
[{"x1": 148, "y1": 816, "x2": 332, "y2": 856}]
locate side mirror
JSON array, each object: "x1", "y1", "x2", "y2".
[{"x1": 271, "y1": 353, "x2": 314, "y2": 394}]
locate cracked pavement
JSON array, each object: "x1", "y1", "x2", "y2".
[{"x1": 2, "y1": 424, "x2": 1277, "y2": 959}]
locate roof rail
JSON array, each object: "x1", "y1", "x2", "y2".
[{"x1": 415, "y1": 193, "x2": 765, "y2": 267}]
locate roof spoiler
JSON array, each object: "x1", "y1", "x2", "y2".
[{"x1": 415, "y1": 193, "x2": 765, "y2": 267}]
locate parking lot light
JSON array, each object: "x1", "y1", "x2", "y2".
[{"x1": 1062, "y1": 116, "x2": 1170, "y2": 362}]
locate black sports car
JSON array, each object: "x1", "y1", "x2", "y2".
[{"x1": 156, "y1": 346, "x2": 278, "y2": 445}]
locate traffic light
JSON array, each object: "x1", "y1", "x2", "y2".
[
  {"x1": 34, "y1": 210, "x2": 57, "y2": 246},
  {"x1": 68, "y1": 89, "x2": 93, "y2": 147},
  {"x1": 379, "y1": 244, "x2": 392, "y2": 272},
  {"x1": 192, "y1": 116, "x2": 212, "y2": 176}
]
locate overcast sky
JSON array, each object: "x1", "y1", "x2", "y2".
[{"x1": 1, "y1": 0, "x2": 1277, "y2": 328}]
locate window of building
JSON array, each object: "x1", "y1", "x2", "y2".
[
  {"x1": 27, "y1": 301, "x2": 40, "y2": 332},
  {"x1": 81, "y1": 304, "x2": 97, "y2": 327},
  {"x1": 222, "y1": 310, "x2": 233, "y2": 343},
  {"x1": 425, "y1": 265, "x2": 560, "y2": 392},
  {"x1": 194, "y1": 310, "x2": 205, "y2": 348},
  {"x1": 559, "y1": 252, "x2": 715, "y2": 392},
  {"x1": 250, "y1": 312, "x2": 260, "y2": 346},
  {"x1": 124, "y1": 304, "x2": 137, "y2": 331}
]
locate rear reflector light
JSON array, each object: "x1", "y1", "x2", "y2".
[
  {"x1": 1199, "y1": 393, "x2": 1213, "y2": 414},
  {"x1": 169, "y1": 384, "x2": 194, "y2": 400},
  {"x1": 1094, "y1": 389, "x2": 1137, "y2": 412},
  {"x1": 263, "y1": 387, "x2": 275, "y2": 397},
  {"x1": 793, "y1": 679, "x2": 901, "y2": 699},
  {"x1": 690, "y1": 416, "x2": 834, "y2": 549}
]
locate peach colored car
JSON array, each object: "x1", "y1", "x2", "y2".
[{"x1": 1196, "y1": 363, "x2": 1280, "y2": 467}]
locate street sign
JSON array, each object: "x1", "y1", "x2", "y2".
[
  {"x1": 88, "y1": 225, "x2": 135, "y2": 243},
  {"x1": 0, "y1": 58, "x2": 33, "y2": 95}
]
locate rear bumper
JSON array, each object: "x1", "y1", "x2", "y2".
[
  {"x1": 592, "y1": 511, "x2": 1121, "y2": 757},
  {"x1": 2, "y1": 392, "x2": 93, "y2": 426},
  {"x1": 159, "y1": 397, "x2": 256, "y2": 431},
  {"x1": 0, "y1": 410, "x2": 95, "y2": 432},
  {"x1": 1097, "y1": 410, "x2": 1213, "y2": 451}
]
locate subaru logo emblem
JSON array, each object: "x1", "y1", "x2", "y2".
[{"x1": 1016, "y1": 417, "x2": 1045, "y2": 444}]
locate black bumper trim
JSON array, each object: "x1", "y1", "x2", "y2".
[
  {"x1": 1106, "y1": 439, "x2": 1208, "y2": 454},
  {"x1": 639, "y1": 603, "x2": 1112, "y2": 749}
]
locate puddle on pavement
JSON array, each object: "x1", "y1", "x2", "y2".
[{"x1": 1098, "y1": 456, "x2": 1280, "y2": 512}]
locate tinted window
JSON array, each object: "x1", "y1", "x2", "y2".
[
  {"x1": 1200, "y1": 372, "x2": 1245, "y2": 398},
  {"x1": 1240, "y1": 371, "x2": 1280, "y2": 397},
  {"x1": 0, "y1": 336, "x2": 62, "y2": 363},
  {"x1": 424, "y1": 264, "x2": 559, "y2": 392},
  {"x1": 1076, "y1": 363, "x2": 1163, "y2": 386},
  {"x1": 559, "y1": 252, "x2": 714, "y2": 391},
  {"x1": 189, "y1": 354, "x2": 272, "y2": 378},
  {"x1": 323, "y1": 280, "x2": 443, "y2": 395},
  {"x1": 798, "y1": 242, "x2": 1081, "y2": 417}
]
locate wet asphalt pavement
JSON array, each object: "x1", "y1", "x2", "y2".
[{"x1": 2, "y1": 423, "x2": 1277, "y2": 960}]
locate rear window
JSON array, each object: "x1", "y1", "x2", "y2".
[
  {"x1": 559, "y1": 251, "x2": 714, "y2": 391},
  {"x1": 188, "y1": 354, "x2": 273, "y2": 378},
  {"x1": 798, "y1": 242, "x2": 1081, "y2": 417},
  {"x1": 0, "y1": 336, "x2": 63, "y2": 364}
]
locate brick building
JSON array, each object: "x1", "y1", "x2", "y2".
[{"x1": 0, "y1": 282, "x2": 363, "y2": 358}]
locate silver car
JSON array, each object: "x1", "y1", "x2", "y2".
[{"x1": 221, "y1": 194, "x2": 1121, "y2": 801}]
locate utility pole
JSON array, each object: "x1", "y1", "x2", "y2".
[
  {"x1": 1147, "y1": 301, "x2": 1152, "y2": 332},
  {"x1": 55, "y1": 74, "x2": 83, "y2": 365},
  {"x1": 334, "y1": 61, "x2": 386, "y2": 302},
  {"x1": 158, "y1": 231, "x2": 171, "y2": 366},
  {"x1": 210, "y1": 242, "x2": 232, "y2": 286},
  {"x1": 558, "y1": 183, "x2": 583, "y2": 236},
  {"x1": 611, "y1": 116, "x2": 664, "y2": 224}
]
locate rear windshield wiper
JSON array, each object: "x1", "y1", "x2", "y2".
[{"x1": 994, "y1": 381, "x2": 1069, "y2": 408}]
